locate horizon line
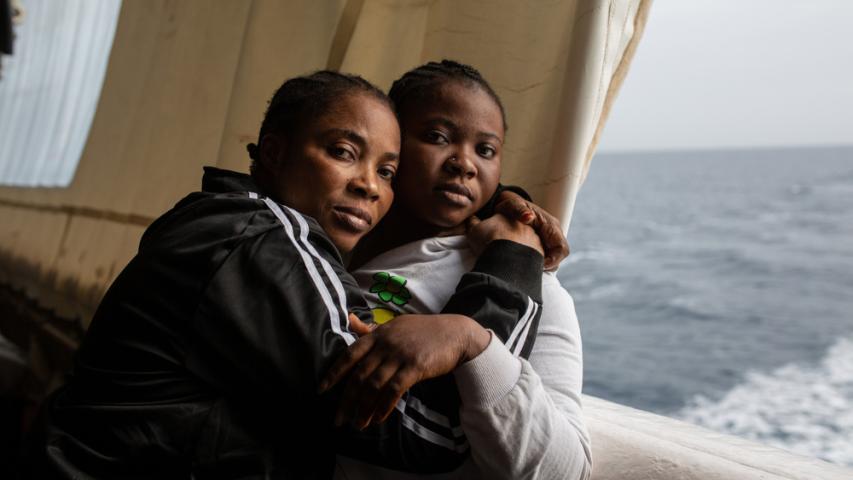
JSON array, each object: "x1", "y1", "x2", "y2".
[{"x1": 596, "y1": 143, "x2": 853, "y2": 156}]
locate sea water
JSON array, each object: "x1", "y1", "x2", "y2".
[{"x1": 559, "y1": 146, "x2": 853, "y2": 466}]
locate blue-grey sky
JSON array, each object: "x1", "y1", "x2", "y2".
[{"x1": 597, "y1": 0, "x2": 853, "y2": 152}]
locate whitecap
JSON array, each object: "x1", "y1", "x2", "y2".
[
  {"x1": 585, "y1": 283, "x2": 625, "y2": 300},
  {"x1": 563, "y1": 248, "x2": 621, "y2": 265},
  {"x1": 678, "y1": 337, "x2": 853, "y2": 467}
]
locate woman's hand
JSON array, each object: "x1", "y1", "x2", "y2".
[
  {"x1": 319, "y1": 314, "x2": 490, "y2": 430},
  {"x1": 494, "y1": 190, "x2": 569, "y2": 271}
]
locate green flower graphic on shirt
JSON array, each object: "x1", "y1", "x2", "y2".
[{"x1": 370, "y1": 272, "x2": 411, "y2": 306}]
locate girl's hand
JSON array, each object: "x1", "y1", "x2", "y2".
[
  {"x1": 466, "y1": 213, "x2": 544, "y2": 257},
  {"x1": 318, "y1": 314, "x2": 489, "y2": 430},
  {"x1": 494, "y1": 190, "x2": 569, "y2": 271}
]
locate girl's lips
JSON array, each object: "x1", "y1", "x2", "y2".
[
  {"x1": 332, "y1": 206, "x2": 372, "y2": 232},
  {"x1": 435, "y1": 183, "x2": 473, "y2": 207}
]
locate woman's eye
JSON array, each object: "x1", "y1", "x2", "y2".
[
  {"x1": 425, "y1": 131, "x2": 449, "y2": 144},
  {"x1": 477, "y1": 144, "x2": 497, "y2": 159},
  {"x1": 378, "y1": 166, "x2": 396, "y2": 180},
  {"x1": 329, "y1": 145, "x2": 355, "y2": 161}
]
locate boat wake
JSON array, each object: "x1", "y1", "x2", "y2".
[{"x1": 678, "y1": 337, "x2": 853, "y2": 467}]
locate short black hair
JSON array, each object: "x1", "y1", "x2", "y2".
[
  {"x1": 388, "y1": 59, "x2": 507, "y2": 131},
  {"x1": 247, "y1": 70, "x2": 391, "y2": 171}
]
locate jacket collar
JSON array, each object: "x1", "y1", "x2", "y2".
[{"x1": 201, "y1": 166, "x2": 259, "y2": 194}]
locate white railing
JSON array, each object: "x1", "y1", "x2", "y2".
[{"x1": 584, "y1": 395, "x2": 853, "y2": 480}]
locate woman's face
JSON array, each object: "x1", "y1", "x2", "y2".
[
  {"x1": 264, "y1": 93, "x2": 400, "y2": 253},
  {"x1": 394, "y1": 81, "x2": 504, "y2": 231}
]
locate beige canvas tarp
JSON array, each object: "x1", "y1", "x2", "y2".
[{"x1": 0, "y1": 0, "x2": 650, "y2": 323}]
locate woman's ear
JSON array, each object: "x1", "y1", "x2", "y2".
[{"x1": 259, "y1": 133, "x2": 287, "y2": 172}]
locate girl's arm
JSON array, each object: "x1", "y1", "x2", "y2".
[{"x1": 453, "y1": 273, "x2": 592, "y2": 480}]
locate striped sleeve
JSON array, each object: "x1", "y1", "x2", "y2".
[
  {"x1": 185, "y1": 201, "x2": 360, "y2": 399},
  {"x1": 442, "y1": 239, "x2": 544, "y2": 358}
]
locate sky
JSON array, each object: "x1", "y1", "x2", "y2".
[{"x1": 597, "y1": 0, "x2": 853, "y2": 153}]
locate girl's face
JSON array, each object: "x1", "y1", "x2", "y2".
[
  {"x1": 263, "y1": 93, "x2": 400, "y2": 253},
  {"x1": 394, "y1": 81, "x2": 503, "y2": 231}
]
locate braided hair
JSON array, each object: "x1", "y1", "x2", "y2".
[
  {"x1": 247, "y1": 70, "x2": 391, "y2": 172},
  {"x1": 388, "y1": 59, "x2": 507, "y2": 131}
]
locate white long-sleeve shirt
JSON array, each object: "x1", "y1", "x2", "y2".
[{"x1": 337, "y1": 235, "x2": 591, "y2": 479}]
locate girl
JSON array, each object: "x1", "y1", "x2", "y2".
[{"x1": 331, "y1": 61, "x2": 592, "y2": 479}]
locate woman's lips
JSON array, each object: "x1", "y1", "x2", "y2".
[
  {"x1": 435, "y1": 183, "x2": 473, "y2": 207},
  {"x1": 332, "y1": 206, "x2": 372, "y2": 232}
]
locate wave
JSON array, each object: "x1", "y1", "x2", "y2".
[
  {"x1": 563, "y1": 247, "x2": 623, "y2": 264},
  {"x1": 678, "y1": 337, "x2": 853, "y2": 467},
  {"x1": 579, "y1": 283, "x2": 625, "y2": 301},
  {"x1": 665, "y1": 296, "x2": 718, "y2": 321}
]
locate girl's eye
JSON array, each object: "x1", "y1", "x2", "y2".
[
  {"x1": 329, "y1": 145, "x2": 356, "y2": 161},
  {"x1": 378, "y1": 166, "x2": 396, "y2": 181},
  {"x1": 425, "y1": 130, "x2": 449, "y2": 145},
  {"x1": 477, "y1": 144, "x2": 497, "y2": 159}
]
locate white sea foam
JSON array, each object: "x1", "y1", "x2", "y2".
[
  {"x1": 563, "y1": 248, "x2": 621, "y2": 264},
  {"x1": 678, "y1": 337, "x2": 853, "y2": 467},
  {"x1": 584, "y1": 283, "x2": 625, "y2": 300},
  {"x1": 668, "y1": 296, "x2": 707, "y2": 315}
]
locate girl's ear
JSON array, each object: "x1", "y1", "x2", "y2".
[{"x1": 259, "y1": 133, "x2": 287, "y2": 171}]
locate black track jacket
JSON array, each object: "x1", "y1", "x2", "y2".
[{"x1": 36, "y1": 168, "x2": 543, "y2": 479}]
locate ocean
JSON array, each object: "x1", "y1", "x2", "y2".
[{"x1": 557, "y1": 146, "x2": 853, "y2": 467}]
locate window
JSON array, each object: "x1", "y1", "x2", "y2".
[{"x1": 0, "y1": 0, "x2": 122, "y2": 187}]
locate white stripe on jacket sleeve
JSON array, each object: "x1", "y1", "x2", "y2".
[
  {"x1": 506, "y1": 298, "x2": 536, "y2": 355},
  {"x1": 284, "y1": 205, "x2": 355, "y2": 342},
  {"x1": 262, "y1": 198, "x2": 356, "y2": 345}
]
